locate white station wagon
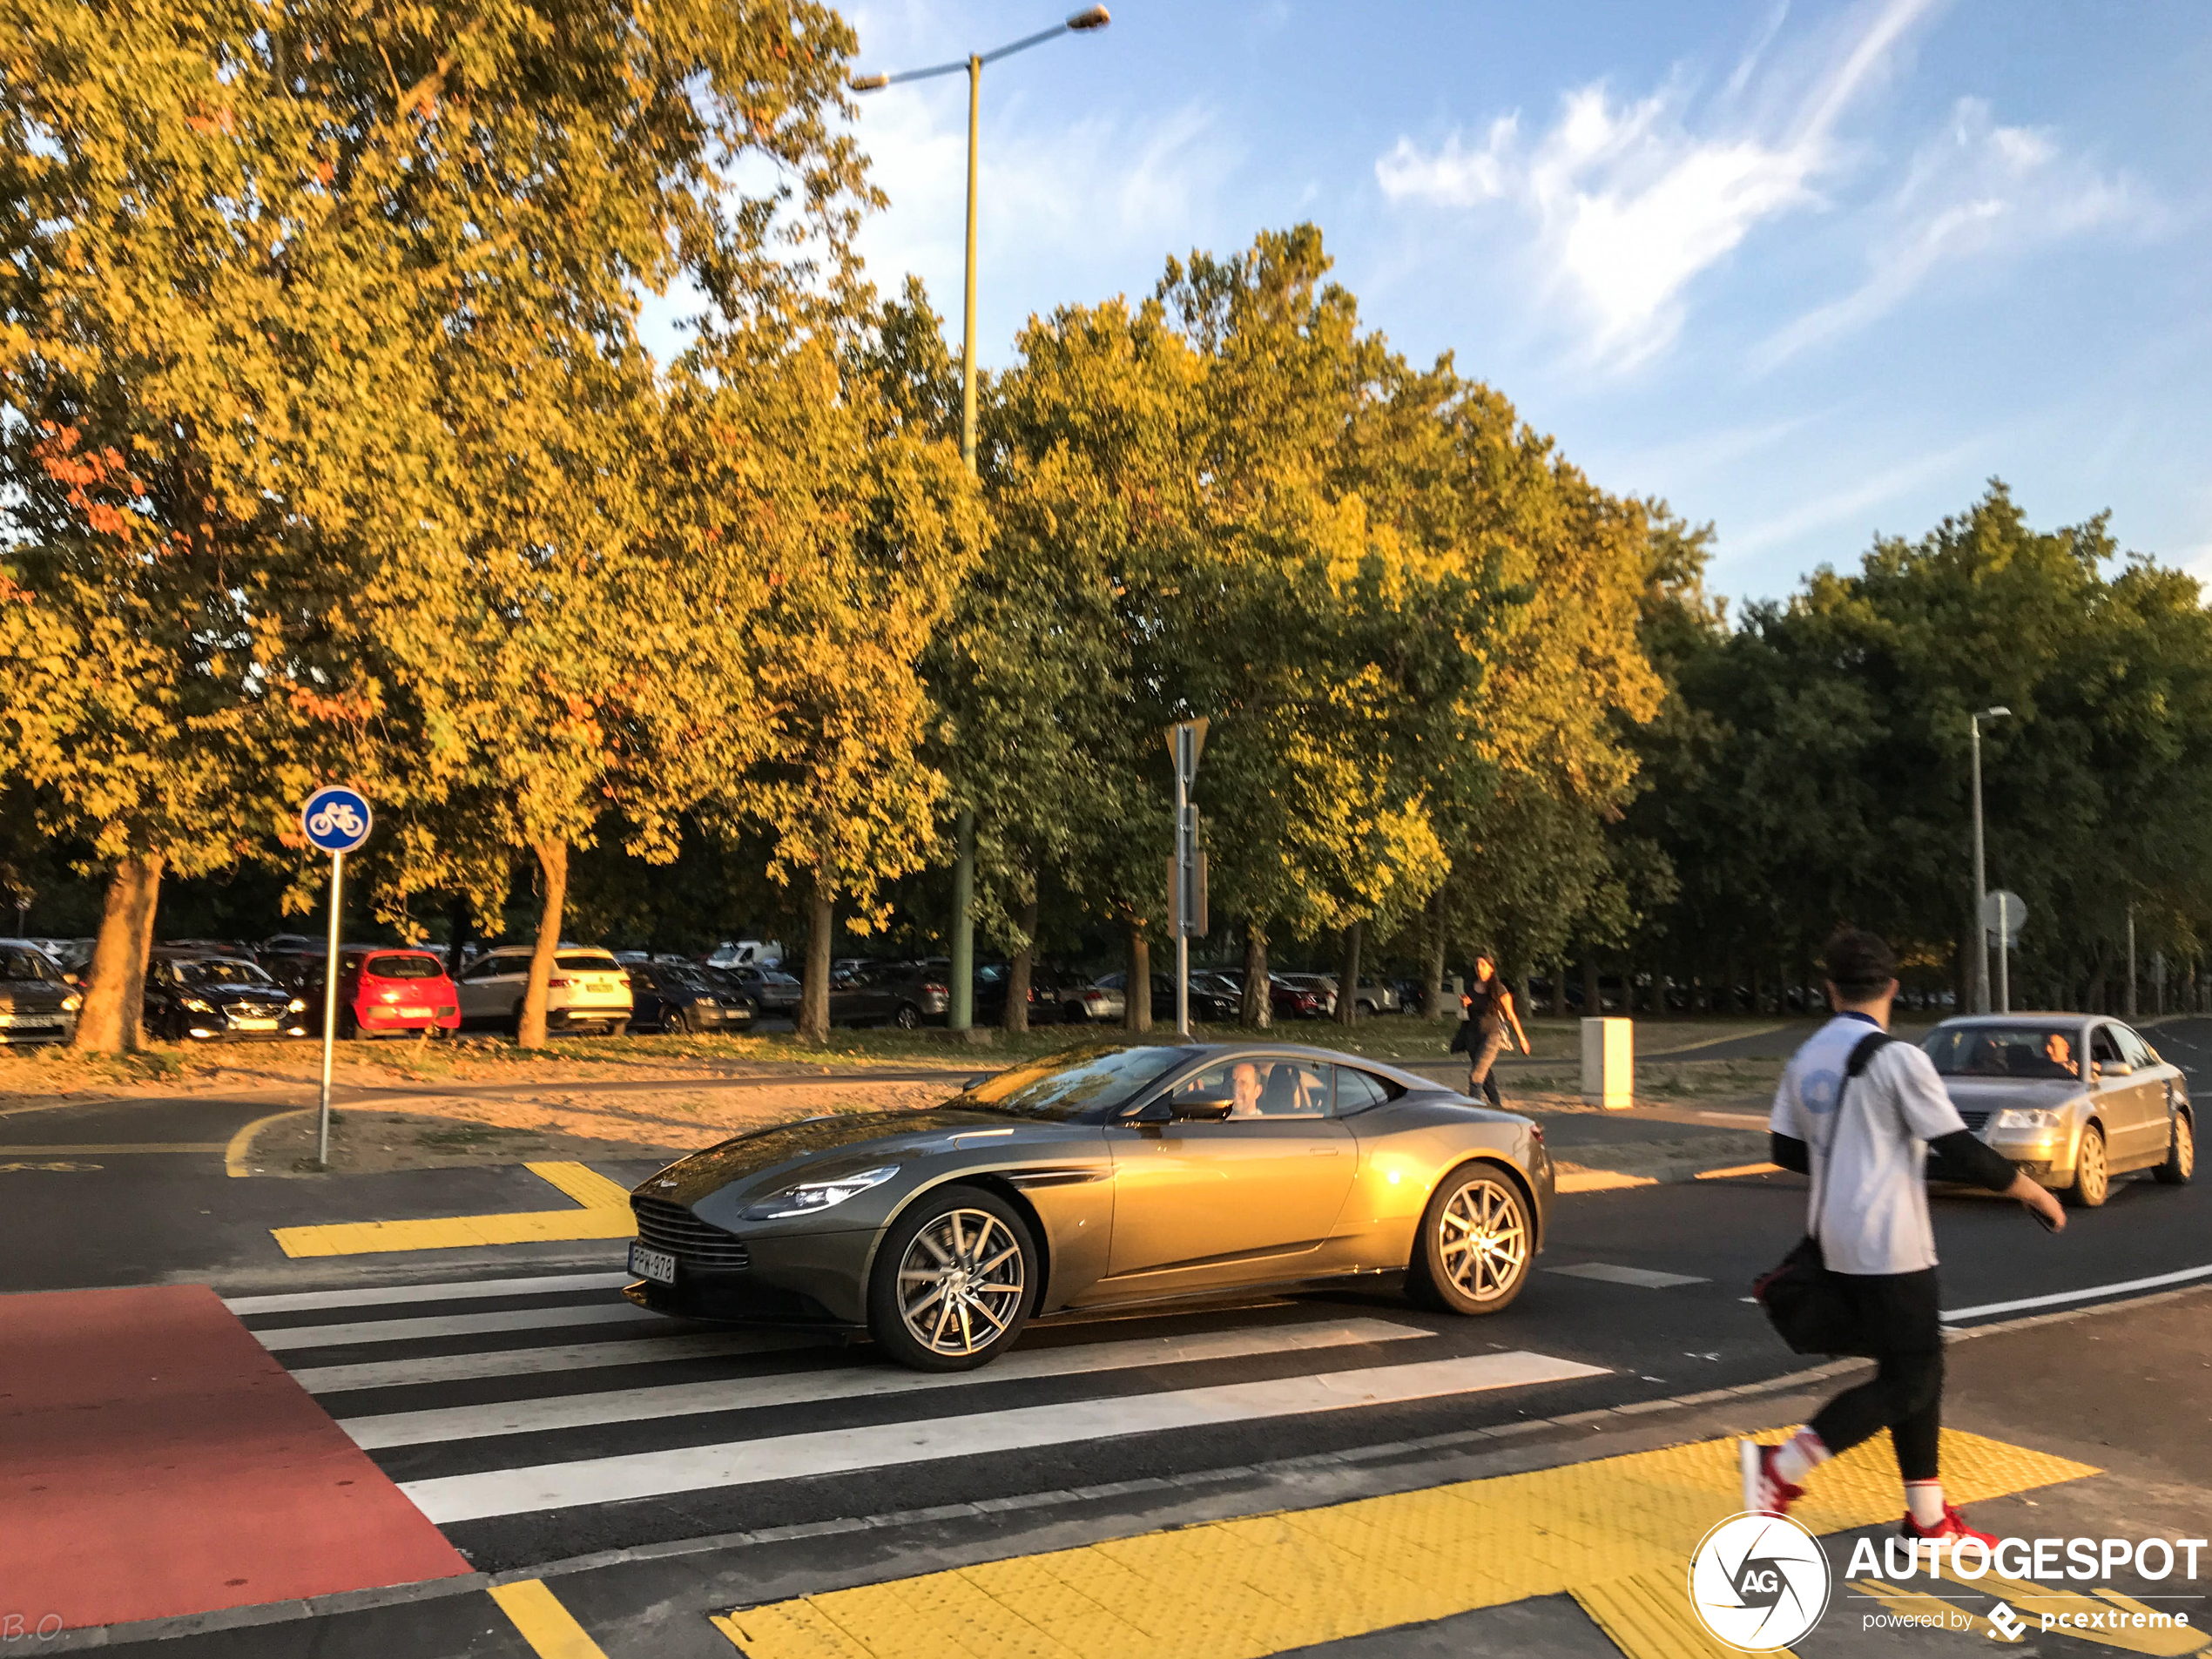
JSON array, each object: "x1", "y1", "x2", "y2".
[{"x1": 455, "y1": 947, "x2": 633, "y2": 1036}]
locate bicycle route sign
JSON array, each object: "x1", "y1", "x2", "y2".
[{"x1": 300, "y1": 786, "x2": 374, "y2": 854}]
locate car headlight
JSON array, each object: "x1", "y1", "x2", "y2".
[
  {"x1": 61, "y1": 994, "x2": 82, "y2": 1013},
  {"x1": 1991, "y1": 1107, "x2": 2062, "y2": 1131},
  {"x1": 694, "y1": 996, "x2": 716, "y2": 1006},
  {"x1": 740, "y1": 1165, "x2": 901, "y2": 1220},
  {"x1": 288, "y1": 997, "x2": 307, "y2": 1012},
  {"x1": 182, "y1": 995, "x2": 215, "y2": 1014}
]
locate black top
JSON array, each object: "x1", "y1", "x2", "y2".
[{"x1": 1463, "y1": 977, "x2": 1507, "y2": 1035}]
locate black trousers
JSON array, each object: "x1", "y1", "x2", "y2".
[{"x1": 1808, "y1": 1267, "x2": 1944, "y2": 1484}]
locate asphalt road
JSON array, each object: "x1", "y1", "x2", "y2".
[{"x1": 4, "y1": 1016, "x2": 2204, "y2": 1655}]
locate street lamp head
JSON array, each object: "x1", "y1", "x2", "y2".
[
  {"x1": 1066, "y1": 5, "x2": 1110, "y2": 29},
  {"x1": 849, "y1": 71, "x2": 889, "y2": 91},
  {"x1": 1980, "y1": 705, "x2": 2012, "y2": 720}
]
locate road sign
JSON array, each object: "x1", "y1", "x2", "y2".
[
  {"x1": 300, "y1": 786, "x2": 374, "y2": 854},
  {"x1": 1979, "y1": 887, "x2": 2027, "y2": 945}
]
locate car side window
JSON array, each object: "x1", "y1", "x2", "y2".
[
  {"x1": 1167, "y1": 1059, "x2": 1332, "y2": 1118},
  {"x1": 2114, "y1": 1024, "x2": 2154, "y2": 1069},
  {"x1": 2090, "y1": 1025, "x2": 2123, "y2": 1067},
  {"x1": 1330, "y1": 1067, "x2": 1393, "y2": 1113},
  {"x1": 462, "y1": 956, "x2": 508, "y2": 982}
]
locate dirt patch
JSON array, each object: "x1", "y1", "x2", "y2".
[{"x1": 233, "y1": 1076, "x2": 961, "y2": 1176}]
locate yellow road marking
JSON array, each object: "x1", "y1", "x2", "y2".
[
  {"x1": 1695, "y1": 1163, "x2": 1784, "y2": 1180},
  {"x1": 714, "y1": 1428, "x2": 2096, "y2": 1659},
  {"x1": 1557, "y1": 1168, "x2": 1660, "y2": 1193},
  {"x1": 489, "y1": 1579, "x2": 610, "y2": 1659},
  {"x1": 0, "y1": 1142, "x2": 228, "y2": 1155},
  {"x1": 226, "y1": 1108, "x2": 313, "y2": 1177},
  {"x1": 269, "y1": 1161, "x2": 633, "y2": 1258},
  {"x1": 1577, "y1": 1567, "x2": 1764, "y2": 1658}
]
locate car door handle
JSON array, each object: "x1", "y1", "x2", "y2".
[{"x1": 1310, "y1": 1146, "x2": 1340, "y2": 1156}]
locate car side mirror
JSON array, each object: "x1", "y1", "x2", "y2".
[
  {"x1": 962, "y1": 1074, "x2": 991, "y2": 1090},
  {"x1": 2097, "y1": 1061, "x2": 2132, "y2": 1078},
  {"x1": 1130, "y1": 1097, "x2": 1172, "y2": 1125}
]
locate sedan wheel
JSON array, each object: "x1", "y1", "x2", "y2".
[
  {"x1": 868, "y1": 1187, "x2": 1035, "y2": 1371},
  {"x1": 894, "y1": 1002, "x2": 922, "y2": 1031},
  {"x1": 2155, "y1": 1111, "x2": 2195, "y2": 1186},
  {"x1": 2066, "y1": 1122, "x2": 2110, "y2": 1208},
  {"x1": 664, "y1": 1008, "x2": 690, "y2": 1036},
  {"x1": 1409, "y1": 1165, "x2": 1532, "y2": 1314}
]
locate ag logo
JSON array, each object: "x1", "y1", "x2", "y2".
[{"x1": 1689, "y1": 1513, "x2": 1832, "y2": 1651}]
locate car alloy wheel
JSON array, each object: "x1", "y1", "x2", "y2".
[
  {"x1": 2156, "y1": 1111, "x2": 2194, "y2": 1186},
  {"x1": 1410, "y1": 1164, "x2": 1531, "y2": 1314},
  {"x1": 664, "y1": 1008, "x2": 689, "y2": 1035},
  {"x1": 2067, "y1": 1122, "x2": 2109, "y2": 1208},
  {"x1": 895, "y1": 1003, "x2": 921, "y2": 1030},
  {"x1": 869, "y1": 1186, "x2": 1035, "y2": 1371}
]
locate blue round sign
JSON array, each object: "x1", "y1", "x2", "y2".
[{"x1": 300, "y1": 786, "x2": 373, "y2": 854}]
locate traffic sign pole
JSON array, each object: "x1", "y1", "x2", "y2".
[
  {"x1": 1996, "y1": 890, "x2": 2010, "y2": 1015},
  {"x1": 319, "y1": 849, "x2": 343, "y2": 1166}
]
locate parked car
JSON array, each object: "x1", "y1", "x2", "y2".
[
  {"x1": 1270, "y1": 973, "x2": 1331, "y2": 1019},
  {"x1": 1921, "y1": 1014, "x2": 2194, "y2": 1206},
  {"x1": 1088, "y1": 970, "x2": 1239, "y2": 1024},
  {"x1": 623, "y1": 1041, "x2": 1553, "y2": 1370},
  {"x1": 970, "y1": 962, "x2": 1083, "y2": 1024},
  {"x1": 143, "y1": 951, "x2": 310, "y2": 1042},
  {"x1": 327, "y1": 948, "x2": 460, "y2": 1040},
  {"x1": 260, "y1": 934, "x2": 320, "y2": 955},
  {"x1": 707, "y1": 939, "x2": 785, "y2": 968},
  {"x1": 1306, "y1": 974, "x2": 1401, "y2": 1016},
  {"x1": 713, "y1": 963, "x2": 802, "y2": 1017},
  {"x1": 1277, "y1": 973, "x2": 1339, "y2": 1015},
  {"x1": 1064, "y1": 975, "x2": 1126, "y2": 1023},
  {"x1": 630, "y1": 961, "x2": 753, "y2": 1035},
  {"x1": 0, "y1": 941, "x2": 81, "y2": 1045},
  {"x1": 827, "y1": 961, "x2": 949, "y2": 1028},
  {"x1": 454, "y1": 946, "x2": 632, "y2": 1035}
]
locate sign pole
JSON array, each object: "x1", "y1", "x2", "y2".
[
  {"x1": 1173, "y1": 756, "x2": 1190, "y2": 1039},
  {"x1": 1996, "y1": 890, "x2": 2010, "y2": 1015},
  {"x1": 318, "y1": 849, "x2": 343, "y2": 1167}
]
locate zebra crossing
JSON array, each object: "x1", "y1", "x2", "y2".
[{"x1": 224, "y1": 1266, "x2": 1609, "y2": 1569}]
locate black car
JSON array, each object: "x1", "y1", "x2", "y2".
[
  {"x1": 631, "y1": 962, "x2": 754, "y2": 1035},
  {"x1": 1093, "y1": 969, "x2": 1240, "y2": 1024},
  {"x1": 712, "y1": 963, "x2": 802, "y2": 1017},
  {"x1": 144, "y1": 951, "x2": 310, "y2": 1042},
  {"x1": 0, "y1": 941, "x2": 79, "y2": 1045}
]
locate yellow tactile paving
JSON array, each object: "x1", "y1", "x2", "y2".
[
  {"x1": 714, "y1": 1427, "x2": 2099, "y2": 1659},
  {"x1": 270, "y1": 1160, "x2": 634, "y2": 1257}
]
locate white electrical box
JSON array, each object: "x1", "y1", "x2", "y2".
[{"x1": 1581, "y1": 1017, "x2": 1633, "y2": 1109}]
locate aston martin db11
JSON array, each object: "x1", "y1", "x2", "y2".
[{"x1": 625, "y1": 1042, "x2": 1553, "y2": 1371}]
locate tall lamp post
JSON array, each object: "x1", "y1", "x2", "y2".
[
  {"x1": 852, "y1": 6, "x2": 1110, "y2": 1033},
  {"x1": 1970, "y1": 705, "x2": 2010, "y2": 1013}
]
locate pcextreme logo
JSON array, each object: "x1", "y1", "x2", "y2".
[{"x1": 1689, "y1": 1514, "x2": 1834, "y2": 1651}]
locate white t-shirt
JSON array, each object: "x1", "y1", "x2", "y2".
[{"x1": 1769, "y1": 1014, "x2": 1968, "y2": 1276}]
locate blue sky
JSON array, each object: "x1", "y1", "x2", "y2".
[{"x1": 752, "y1": 1, "x2": 2212, "y2": 602}]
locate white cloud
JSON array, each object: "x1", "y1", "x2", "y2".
[
  {"x1": 1722, "y1": 430, "x2": 1988, "y2": 559},
  {"x1": 1375, "y1": 0, "x2": 1941, "y2": 368}
]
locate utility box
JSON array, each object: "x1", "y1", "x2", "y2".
[{"x1": 1581, "y1": 1017, "x2": 1633, "y2": 1109}]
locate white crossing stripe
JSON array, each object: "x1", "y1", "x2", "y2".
[
  {"x1": 341, "y1": 1318, "x2": 1427, "y2": 1448},
  {"x1": 291, "y1": 1329, "x2": 828, "y2": 1394},
  {"x1": 401, "y1": 1350, "x2": 1608, "y2": 1523},
  {"x1": 1546, "y1": 1263, "x2": 1709, "y2": 1289},
  {"x1": 253, "y1": 1302, "x2": 659, "y2": 1352},
  {"x1": 226, "y1": 1270, "x2": 631, "y2": 1315}
]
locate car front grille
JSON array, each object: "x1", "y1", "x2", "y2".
[
  {"x1": 632, "y1": 1196, "x2": 751, "y2": 1271},
  {"x1": 1956, "y1": 1109, "x2": 1991, "y2": 1132}
]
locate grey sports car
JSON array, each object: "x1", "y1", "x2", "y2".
[
  {"x1": 624, "y1": 1042, "x2": 1553, "y2": 1371},
  {"x1": 1922, "y1": 1014, "x2": 2195, "y2": 1207}
]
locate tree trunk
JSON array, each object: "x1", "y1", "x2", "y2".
[
  {"x1": 1124, "y1": 921, "x2": 1151, "y2": 1033},
  {"x1": 516, "y1": 840, "x2": 569, "y2": 1049},
  {"x1": 72, "y1": 853, "x2": 165, "y2": 1052},
  {"x1": 1240, "y1": 916, "x2": 1271, "y2": 1028},
  {"x1": 796, "y1": 874, "x2": 833, "y2": 1042},
  {"x1": 445, "y1": 892, "x2": 473, "y2": 971},
  {"x1": 1516, "y1": 969, "x2": 1533, "y2": 1027},
  {"x1": 1420, "y1": 889, "x2": 1447, "y2": 1018},
  {"x1": 1334, "y1": 921, "x2": 1363, "y2": 1025},
  {"x1": 1002, "y1": 896, "x2": 1037, "y2": 1034}
]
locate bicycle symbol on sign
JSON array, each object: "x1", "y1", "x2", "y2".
[
  {"x1": 307, "y1": 802, "x2": 364, "y2": 839},
  {"x1": 300, "y1": 786, "x2": 374, "y2": 854}
]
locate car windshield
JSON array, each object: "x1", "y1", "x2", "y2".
[
  {"x1": 958, "y1": 1045, "x2": 1192, "y2": 1122},
  {"x1": 0, "y1": 948, "x2": 59, "y2": 982},
  {"x1": 177, "y1": 959, "x2": 275, "y2": 987},
  {"x1": 364, "y1": 954, "x2": 442, "y2": 980},
  {"x1": 1924, "y1": 1023, "x2": 2082, "y2": 1080}
]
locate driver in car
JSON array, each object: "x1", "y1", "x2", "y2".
[
  {"x1": 1228, "y1": 1062, "x2": 1264, "y2": 1117},
  {"x1": 2041, "y1": 1031, "x2": 2076, "y2": 1076}
]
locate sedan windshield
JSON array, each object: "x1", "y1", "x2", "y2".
[
  {"x1": 177, "y1": 959, "x2": 275, "y2": 988},
  {"x1": 0, "y1": 948, "x2": 59, "y2": 982},
  {"x1": 1924, "y1": 1023, "x2": 2081, "y2": 1080},
  {"x1": 960, "y1": 1045, "x2": 1191, "y2": 1122}
]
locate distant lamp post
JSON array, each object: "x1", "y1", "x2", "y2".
[
  {"x1": 851, "y1": 8, "x2": 1110, "y2": 1033},
  {"x1": 1970, "y1": 705, "x2": 2010, "y2": 1013}
]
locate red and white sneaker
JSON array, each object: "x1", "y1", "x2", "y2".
[
  {"x1": 1900, "y1": 1505, "x2": 1998, "y2": 1548},
  {"x1": 1740, "y1": 1440, "x2": 1804, "y2": 1517}
]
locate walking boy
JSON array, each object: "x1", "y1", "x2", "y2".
[{"x1": 1743, "y1": 929, "x2": 2066, "y2": 1543}]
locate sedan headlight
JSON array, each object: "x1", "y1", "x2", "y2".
[
  {"x1": 61, "y1": 994, "x2": 82, "y2": 1013},
  {"x1": 694, "y1": 995, "x2": 716, "y2": 1006},
  {"x1": 740, "y1": 1164, "x2": 900, "y2": 1220},
  {"x1": 288, "y1": 997, "x2": 307, "y2": 1012},
  {"x1": 1991, "y1": 1107, "x2": 2062, "y2": 1131}
]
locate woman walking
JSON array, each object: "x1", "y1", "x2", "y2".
[{"x1": 1456, "y1": 951, "x2": 1529, "y2": 1109}]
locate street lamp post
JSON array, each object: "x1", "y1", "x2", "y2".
[
  {"x1": 1969, "y1": 705, "x2": 2010, "y2": 1013},
  {"x1": 852, "y1": 7, "x2": 1109, "y2": 1034}
]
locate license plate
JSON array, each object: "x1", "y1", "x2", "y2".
[
  {"x1": 629, "y1": 1242, "x2": 676, "y2": 1284},
  {"x1": 0, "y1": 1014, "x2": 57, "y2": 1028},
  {"x1": 232, "y1": 1016, "x2": 280, "y2": 1030},
  {"x1": 399, "y1": 1007, "x2": 433, "y2": 1018}
]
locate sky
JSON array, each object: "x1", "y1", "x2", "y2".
[{"x1": 677, "y1": 0, "x2": 2212, "y2": 604}]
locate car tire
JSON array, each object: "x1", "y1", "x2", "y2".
[
  {"x1": 338, "y1": 1008, "x2": 360, "y2": 1041},
  {"x1": 2155, "y1": 1110, "x2": 2195, "y2": 1186},
  {"x1": 2065, "y1": 1122, "x2": 2110, "y2": 1208},
  {"x1": 867, "y1": 1184, "x2": 1035, "y2": 1372},
  {"x1": 1406, "y1": 1162, "x2": 1534, "y2": 1315},
  {"x1": 664, "y1": 1008, "x2": 689, "y2": 1035},
  {"x1": 894, "y1": 1002, "x2": 921, "y2": 1031},
  {"x1": 508, "y1": 1000, "x2": 525, "y2": 1039}
]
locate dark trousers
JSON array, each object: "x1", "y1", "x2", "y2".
[
  {"x1": 1467, "y1": 1028, "x2": 1506, "y2": 1110},
  {"x1": 1807, "y1": 1267, "x2": 1944, "y2": 1483}
]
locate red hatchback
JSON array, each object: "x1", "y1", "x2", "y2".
[{"x1": 335, "y1": 948, "x2": 461, "y2": 1039}]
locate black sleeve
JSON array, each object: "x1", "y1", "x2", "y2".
[
  {"x1": 1770, "y1": 1132, "x2": 1810, "y2": 1175},
  {"x1": 1927, "y1": 1128, "x2": 2020, "y2": 1192}
]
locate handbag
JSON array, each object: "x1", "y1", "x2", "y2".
[
  {"x1": 1753, "y1": 1029, "x2": 1893, "y2": 1357},
  {"x1": 1447, "y1": 1018, "x2": 1472, "y2": 1055}
]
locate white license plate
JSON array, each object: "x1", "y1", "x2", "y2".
[
  {"x1": 399, "y1": 1007, "x2": 433, "y2": 1018},
  {"x1": 0, "y1": 1014, "x2": 57, "y2": 1028},
  {"x1": 232, "y1": 1016, "x2": 280, "y2": 1030},
  {"x1": 629, "y1": 1242, "x2": 677, "y2": 1284}
]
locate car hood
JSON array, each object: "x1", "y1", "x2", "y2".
[
  {"x1": 642, "y1": 1107, "x2": 1050, "y2": 1204},
  {"x1": 0, "y1": 984, "x2": 66, "y2": 1010},
  {"x1": 1939, "y1": 1076, "x2": 2085, "y2": 1107}
]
